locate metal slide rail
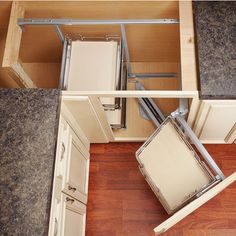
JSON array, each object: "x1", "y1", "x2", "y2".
[
  {"x1": 135, "y1": 81, "x2": 165, "y2": 127},
  {"x1": 135, "y1": 80, "x2": 225, "y2": 181},
  {"x1": 17, "y1": 18, "x2": 179, "y2": 79}
]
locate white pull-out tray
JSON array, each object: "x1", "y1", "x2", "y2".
[
  {"x1": 67, "y1": 40, "x2": 119, "y2": 106},
  {"x1": 136, "y1": 115, "x2": 235, "y2": 235},
  {"x1": 136, "y1": 117, "x2": 215, "y2": 214}
]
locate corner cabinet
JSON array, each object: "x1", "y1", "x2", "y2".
[
  {"x1": 193, "y1": 100, "x2": 236, "y2": 144},
  {"x1": 48, "y1": 102, "x2": 90, "y2": 236}
]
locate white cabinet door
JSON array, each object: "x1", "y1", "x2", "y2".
[
  {"x1": 61, "y1": 195, "x2": 86, "y2": 236},
  {"x1": 62, "y1": 96, "x2": 114, "y2": 143},
  {"x1": 193, "y1": 100, "x2": 236, "y2": 143},
  {"x1": 49, "y1": 111, "x2": 90, "y2": 236},
  {"x1": 62, "y1": 126, "x2": 90, "y2": 204}
]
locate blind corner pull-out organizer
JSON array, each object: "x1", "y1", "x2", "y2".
[
  {"x1": 135, "y1": 103, "x2": 236, "y2": 235},
  {"x1": 60, "y1": 35, "x2": 127, "y2": 130}
]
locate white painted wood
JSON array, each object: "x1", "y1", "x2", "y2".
[
  {"x1": 89, "y1": 96, "x2": 114, "y2": 141},
  {"x1": 61, "y1": 103, "x2": 90, "y2": 151},
  {"x1": 63, "y1": 126, "x2": 90, "y2": 204},
  {"x1": 154, "y1": 172, "x2": 236, "y2": 235},
  {"x1": 49, "y1": 112, "x2": 90, "y2": 236},
  {"x1": 225, "y1": 123, "x2": 236, "y2": 143},
  {"x1": 48, "y1": 115, "x2": 69, "y2": 236},
  {"x1": 187, "y1": 96, "x2": 200, "y2": 129},
  {"x1": 193, "y1": 100, "x2": 236, "y2": 143},
  {"x1": 136, "y1": 119, "x2": 213, "y2": 214},
  {"x1": 62, "y1": 90, "x2": 198, "y2": 98},
  {"x1": 113, "y1": 137, "x2": 148, "y2": 142},
  {"x1": 67, "y1": 40, "x2": 118, "y2": 105},
  {"x1": 62, "y1": 96, "x2": 110, "y2": 143},
  {"x1": 61, "y1": 194, "x2": 86, "y2": 236}
]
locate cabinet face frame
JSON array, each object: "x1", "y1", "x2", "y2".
[
  {"x1": 62, "y1": 90, "x2": 199, "y2": 142},
  {"x1": 49, "y1": 108, "x2": 90, "y2": 236}
]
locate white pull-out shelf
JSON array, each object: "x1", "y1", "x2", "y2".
[
  {"x1": 136, "y1": 114, "x2": 235, "y2": 234},
  {"x1": 136, "y1": 117, "x2": 216, "y2": 214},
  {"x1": 67, "y1": 40, "x2": 118, "y2": 106}
]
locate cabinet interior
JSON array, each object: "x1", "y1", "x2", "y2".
[
  {"x1": 17, "y1": 1, "x2": 181, "y2": 91},
  {"x1": 16, "y1": 1, "x2": 185, "y2": 141}
]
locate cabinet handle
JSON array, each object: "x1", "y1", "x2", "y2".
[
  {"x1": 54, "y1": 217, "x2": 58, "y2": 236},
  {"x1": 60, "y1": 142, "x2": 65, "y2": 160},
  {"x1": 68, "y1": 185, "x2": 76, "y2": 192},
  {"x1": 66, "y1": 197, "x2": 75, "y2": 204}
]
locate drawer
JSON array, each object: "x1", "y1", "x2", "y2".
[
  {"x1": 62, "y1": 126, "x2": 90, "y2": 204},
  {"x1": 60, "y1": 194, "x2": 86, "y2": 236}
]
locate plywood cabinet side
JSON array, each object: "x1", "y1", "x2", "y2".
[
  {"x1": 179, "y1": 0, "x2": 198, "y2": 91},
  {"x1": 2, "y1": 1, "x2": 36, "y2": 88}
]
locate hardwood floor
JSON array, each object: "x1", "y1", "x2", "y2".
[{"x1": 86, "y1": 143, "x2": 236, "y2": 236}]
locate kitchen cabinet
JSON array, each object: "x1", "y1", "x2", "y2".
[
  {"x1": 49, "y1": 102, "x2": 90, "y2": 236},
  {"x1": 1, "y1": 1, "x2": 235, "y2": 236},
  {"x1": 193, "y1": 100, "x2": 236, "y2": 143},
  {"x1": 61, "y1": 194, "x2": 86, "y2": 236},
  {"x1": 62, "y1": 124, "x2": 90, "y2": 204}
]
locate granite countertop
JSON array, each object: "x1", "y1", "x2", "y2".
[
  {"x1": 0, "y1": 89, "x2": 60, "y2": 236},
  {"x1": 193, "y1": 1, "x2": 236, "y2": 99}
]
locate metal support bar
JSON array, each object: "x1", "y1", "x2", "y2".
[
  {"x1": 18, "y1": 18, "x2": 179, "y2": 26},
  {"x1": 174, "y1": 114, "x2": 225, "y2": 180},
  {"x1": 55, "y1": 25, "x2": 64, "y2": 44},
  {"x1": 135, "y1": 81, "x2": 165, "y2": 127},
  {"x1": 120, "y1": 24, "x2": 132, "y2": 75},
  {"x1": 179, "y1": 98, "x2": 188, "y2": 117},
  {"x1": 59, "y1": 37, "x2": 68, "y2": 89},
  {"x1": 129, "y1": 73, "x2": 177, "y2": 78}
]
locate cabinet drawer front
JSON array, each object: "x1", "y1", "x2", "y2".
[
  {"x1": 63, "y1": 127, "x2": 90, "y2": 204},
  {"x1": 62, "y1": 195, "x2": 86, "y2": 236},
  {"x1": 69, "y1": 141, "x2": 88, "y2": 189}
]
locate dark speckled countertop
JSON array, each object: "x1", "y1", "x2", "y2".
[
  {"x1": 193, "y1": 1, "x2": 236, "y2": 99},
  {"x1": 0, "y1": 89, "x2": 60, "y2": 236}
]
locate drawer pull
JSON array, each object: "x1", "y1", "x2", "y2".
[
  {"x1": 61, "y1": 142, "x2": 65, "y2": 160},
  {"x1": 66, "y1": 197, "x2": 75, "y2": 203},
  {"x1": 68, "y1": 185, "x2": 76, "y2": 192}
]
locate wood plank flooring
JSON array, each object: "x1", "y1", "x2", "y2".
[{"x1": 86, "y1": 143, "x2": 236, "y2": 236}]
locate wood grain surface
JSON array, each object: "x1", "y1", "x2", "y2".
[{"x1": 86, "y1": 143, "x2": 236, "y2": 236}]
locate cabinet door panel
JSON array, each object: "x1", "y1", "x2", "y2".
[
  {"x1": 63, "y1": 97, "x2": 112, "y2": 143},
  {"x1": 64, "y1": 208, "x2": 84, "y2": 236},
  {"x1": 63, "y1": 126, "x2": 90, "y2": 204},
  {"x1": 69, "y1": 141, "x2": 87, "y2": 193},
  {"x1": 61, "y1": 195, "x2": 86, "y2": 236},
  {"x1": 193, "y1": 101, "x2": 236, "y2": 143}
]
